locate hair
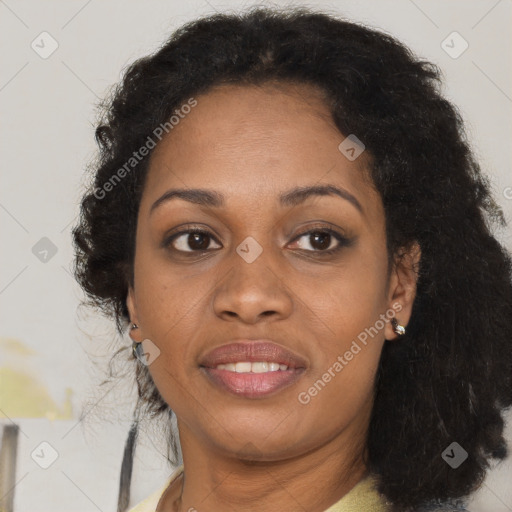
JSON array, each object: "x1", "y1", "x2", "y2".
[{"x1": 72, "y1": 6, "x2": 512, "y2": 511}]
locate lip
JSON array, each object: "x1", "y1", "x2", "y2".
[
  {"x1": 199, "y1": 340, "x2": 308, "y2": 369},
  {"x1": 199, "y1": 340, "x2": 308, "y2": 399}
]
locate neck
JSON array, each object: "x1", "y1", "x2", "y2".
[{"x1": 158, "y1": 419, "x2": 370, "y2": 512}]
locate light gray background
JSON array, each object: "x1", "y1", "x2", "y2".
[{"x1": 1, "y1": 1, "x2": 511, "y2": 511}]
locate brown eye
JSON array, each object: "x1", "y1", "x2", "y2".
[
  {"x1": 289, "y1": 228, "x2": 351, "y2": 255},
  {"x1": 166, "y1": 229, "x2": 221, "y2": 253},
  {"x1": 305, "y1": 231, "x2": 333, "y2": 251}
]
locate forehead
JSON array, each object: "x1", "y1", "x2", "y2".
[{"x1": 141, "y1": 82, "x2": 379, "y2": 220}]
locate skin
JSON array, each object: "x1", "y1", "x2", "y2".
[{"x1": 127, "y1": 81, "x2": 421, "y2": 512}]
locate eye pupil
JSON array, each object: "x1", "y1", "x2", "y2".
[
  {"x1": 189, "y1": 233, "x2": 210, "y2": 250},
  {"x1": 310, "y1": 232, "x2": 331, "y2": 250}
]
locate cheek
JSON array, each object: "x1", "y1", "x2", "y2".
[
  {"x1": 133, "y1": 240, "x2": 207, "y2": 335},
  {"x1": 294, "y1": 246, "x2": 388, "y2": 407},
  {"x1": 131, "y1": 248, "x2": 206, "y2": 386},
  {"x1": 296, "y1": 288, "x2": 385, "y2": 436},
  {"x1": 302, "y1": 247, "x2": 389, "y2": 346}
]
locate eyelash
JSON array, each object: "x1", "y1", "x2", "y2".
[{"x1": 162, "y1": 224, "x2": 352, "y2": 256}]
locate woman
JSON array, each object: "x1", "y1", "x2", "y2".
[{"x1": 72, "y1": 7, "x2": 512, "y2": 512}]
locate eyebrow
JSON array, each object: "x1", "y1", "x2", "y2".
[{"x1": 149, "y1": 184, "x2": 363, "y2": 215}]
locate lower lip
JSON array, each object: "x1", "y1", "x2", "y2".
[{"x1": 201, "y1": 367, "x2": 305, "y2": 399}]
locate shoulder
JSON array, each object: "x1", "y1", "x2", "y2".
[{"x1": 127, "y1": 464, "x2": 184, "y2": 512}]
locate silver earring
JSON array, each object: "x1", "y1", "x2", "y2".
[
  {"x1": 132, "y1": 340, "x2": 145, "y2": 360},
  {"x1": 391, "y1": 318, "x2": 406, "y2": 336},
  {"x1": 130, "y1": 323, "x2": 143, "y2": 359}
]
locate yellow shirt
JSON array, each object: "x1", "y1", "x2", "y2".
[{"x1": 128, "y1": 464, "x2": 391, "y2": 512}]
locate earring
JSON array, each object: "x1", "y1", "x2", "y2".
[
  {"x1": 132, "y1": 340, "x2": 145, "y2": 360},
  {"x1": 391, "y1": 318, "x2": 406, "y2": 336},
  {"x1": 129, "y1": 323, "x2": 142, "y2": 359}
]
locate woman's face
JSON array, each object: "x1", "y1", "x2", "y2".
[{"x1": 127, "y1": 82, "x2": 419, "y2": 463}]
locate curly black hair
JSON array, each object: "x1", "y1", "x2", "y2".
[{"x1": 72, "y1": 6, "x2": 512, "y2": 511}]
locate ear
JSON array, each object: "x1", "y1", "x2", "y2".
[
  {"x1": 384, "y1": 241, "x2": 421, "y2": 341},
  {"x1": 126, "y1": 286, "x2": 142, "y2": 342}
]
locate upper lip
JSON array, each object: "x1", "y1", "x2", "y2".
[{"x1": 199, "y1": 340, "x2": 308, "y2": 369}]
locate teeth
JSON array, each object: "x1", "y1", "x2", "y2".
[
  {"x1": 235, "y1": 362, "x2": 252, "y2": 373},
  {"x1": 215, "y1": 361, "x2": 289, "y2": 372}
]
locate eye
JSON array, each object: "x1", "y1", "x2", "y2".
[
  {"x1": 288, "y1": 227, "x2": 350, "y2": 255},
  {"x1": 164, "y1": 227, "x2": 221, "y2": 253},
  {"x1": 162, "y1": 224, "x2": 352, "y2": 256}
]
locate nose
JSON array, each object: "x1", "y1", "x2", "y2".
[{"x1": 212, "y1": 248, "x2": 294, "y2": 324}]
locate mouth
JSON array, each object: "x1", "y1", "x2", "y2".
[
  {"x1": 213, "y1": 361, "x2": 291, "y2": 372},
  {"x1": 198, "y1": 340, "x2": 308, "y2": 399}
]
